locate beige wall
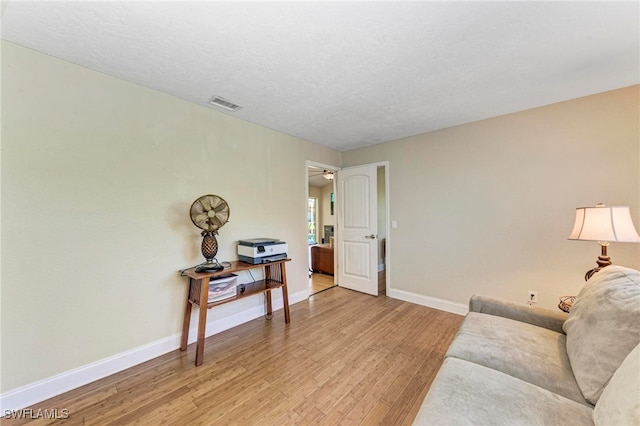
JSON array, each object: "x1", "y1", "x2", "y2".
[
  {"x1": 343, "y1": 85, "x2": 640, "y2": 309},
  {"x1": 1, "y1": 41, "x2": 341, "y2": 392}
]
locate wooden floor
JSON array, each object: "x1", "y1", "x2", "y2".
[
  {"x1": 6, "y1": 287, "x2": 463, "y2": 426},
  {"x1": 309, "y1": 272, "x2": 336, "y2": 295},
  {"x1": 310, "y1": 270, "x2": 386, "y2": 296}
]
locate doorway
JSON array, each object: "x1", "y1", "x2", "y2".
[
  {"x1": 306, "y1": 161, "x2": 389, "y2": 297},
  {"x1": 307, "y1": 162, "x2": 338, "y2": 295}
]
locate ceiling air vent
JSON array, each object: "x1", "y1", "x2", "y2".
[{"x1": 208, "y1": 96, "x2": 243, "y2": 112}]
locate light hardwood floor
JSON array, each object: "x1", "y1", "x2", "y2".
[
  {"x1": 310, "y1": 270, "x2": 386, "y2": 296},
  {"x1": 309, "y1": 272, "x2": 336, "y2": 295},
  {"x1": 6, "y1": 287, "x2": 462, "y2": 425}
]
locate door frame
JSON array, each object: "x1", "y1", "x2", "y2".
[
  {"x1": 305, "y1": 160, "x2": 391, "y2": 296},
  {"x1": 376, "y1": 161, "x2": 391, "y2": 296}
]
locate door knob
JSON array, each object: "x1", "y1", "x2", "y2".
[{"x1": 365, "y1": 234, "x2": 377, "y2": 239}]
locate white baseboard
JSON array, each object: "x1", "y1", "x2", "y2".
[
  {"x1": 0, "y1": 290, "x2": 307, "y2": 413},
  {"x1": 388, "y1": 288, "x2": 468, "y2": 316}
]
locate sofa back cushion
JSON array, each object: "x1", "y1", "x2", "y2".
[
  {"x1": 593, "y1": 343, "x2": 640, "y2": 425},
  {"x1": 563, "y1": 265, "x2": 640, "y2": 405}
]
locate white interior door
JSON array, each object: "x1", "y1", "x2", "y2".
[{"x1": 337, "y1": 164, "x2": 378, "y2": 296}]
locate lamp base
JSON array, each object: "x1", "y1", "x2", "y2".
[
  {"x1": 585, "y1": 266, "x2": 605, "y2": 281},
  {"x1": 584, "y1": 243, "x2": 612, "y2": 281}
]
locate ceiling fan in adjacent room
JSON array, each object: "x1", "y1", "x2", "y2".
[{"x1": 309, "y1": 168, "x2": 334, "y2": 180}]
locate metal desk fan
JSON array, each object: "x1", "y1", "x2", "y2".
[{"x1": 189, "y1": 194, "x2": 230, "y2": 272}]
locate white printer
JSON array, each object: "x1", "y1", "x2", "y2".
[{"x1": 237, "y1": 238, "x2": 288, "y2": 264}]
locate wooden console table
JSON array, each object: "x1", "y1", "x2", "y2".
[{"x1": 180, "y1": 259, "x2": 291, "y2": 366}]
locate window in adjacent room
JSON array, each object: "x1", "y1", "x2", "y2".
[{"x1": 308, "y1": 197, "x2": 317, "y2": 244}]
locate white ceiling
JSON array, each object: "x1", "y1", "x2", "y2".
[{"x1": 2, "y1": 1, "x2": 638, "y2": 151}]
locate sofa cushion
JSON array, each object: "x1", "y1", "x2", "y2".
[
  {"x1": 593, "y1": 343, "x2": 640, "y2": 426},
  {"x1": 563, "y1": 265, "x2": 640, "y2": 405},
  {"x1": 413, "y1": 357, "x2": 594, "y2": 426},
  {"x1": 446, "y1": 311, "x2": 586, "y2": 404}
]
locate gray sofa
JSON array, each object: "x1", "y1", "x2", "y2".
[{"x1": 414, "y1": 265, "x2": 640, "y2": 425}]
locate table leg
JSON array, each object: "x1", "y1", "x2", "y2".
[
  {"x1": 281, "y1": 262, "x2": 291, "y2": 324},
  {"x1": 180, "y1": 292, "x2": 192, "y2": 351},
  {"x1": 265, "y1": 264, "x2": 273, "y2": 317},
  {"x1": 195, "y1": 277, "x2": 208, "y2": 366}
]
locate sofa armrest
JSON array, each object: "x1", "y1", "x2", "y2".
[{"x1": 469, "y1": 295, "x2": 568, "y2": 333}]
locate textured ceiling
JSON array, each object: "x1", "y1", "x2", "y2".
[{"x1": 2, "y1": 1, "x2": 638, "y2": 151}]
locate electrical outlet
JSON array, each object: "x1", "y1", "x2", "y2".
[{"x1": 528, "y1": 290, "x2": 538, "y2": 305}]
